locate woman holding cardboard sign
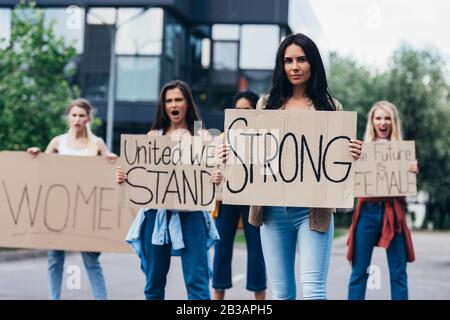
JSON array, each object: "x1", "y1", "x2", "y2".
[
  {"x1": 116, "y1": 80, "x2": 222, "y2": 300},
  {"x1": 219, "y1": 33, "x2": 362, "y2": 300},
  {"x1": 347, "y1": 101, "x2": 418, "y2": 300},
  {"x1": 27, "y1": 98, "x2": 116, "y2": 300}
]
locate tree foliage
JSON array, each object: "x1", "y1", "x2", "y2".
[
  {"x1": 0, "y1": 2, "x2": 79, "y2": 151},
  {"x1": 329, "y1": 45, "x2": 450, "y2": 229},
  {"x1": 386, "y1": 45, "x2": 450, "y2": 228}
]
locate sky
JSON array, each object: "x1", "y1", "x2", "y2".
[{"x1": 306, "y1": 0, "x2": 450, "y2": 70}]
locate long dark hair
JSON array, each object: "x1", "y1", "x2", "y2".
[
  {"x1": 151, "y1": 80, "x2": 203, "y2": 135},
  {"x1": 266, "y1": 33, "x2": 336, "y2": 111}
]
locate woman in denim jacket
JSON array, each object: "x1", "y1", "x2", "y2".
[{"x1": 116, "y1": 80, "x2": 222, "y2": 300}]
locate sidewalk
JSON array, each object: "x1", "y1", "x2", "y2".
[
  {"x1": 328, "y1": 230, "x2": 450, "y2": 300},
  {"x1": 0, "y1": 231, "x2": 449, "y2": 299},
  {"x1": 0, "y1": 249, "x2": 48, "y2": 262}
]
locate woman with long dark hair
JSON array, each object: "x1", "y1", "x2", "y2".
[
  {"x1": 221, "y1": 33, "x2": 362, "y2": 300},
  {"x1": 265, "y1": 35, "x2": 337, "y2": 112},
  {"x1": 150, "y1": 80, "x2": 203, "y2": 135},
  {"x1": 117, "y1": 80, "x2": 222, "y2": 300}
]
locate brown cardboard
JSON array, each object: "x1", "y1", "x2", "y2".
[
  {"x1": 212, "y1": 134, "x2": 225, "y2": 202},
  {"x1": 223, "y1": 109, "x2": 357, "y2": 208},
  {"x1": 0, "y1": 151, "x2": 137, "y2": 252},
  {"x1": 120, "y1": 134, "x2": 217, "y2": 210},
  {"x1": 354, "y1": 141, "x2": 417, "y2": 197}
]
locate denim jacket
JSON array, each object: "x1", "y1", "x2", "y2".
[{"x1": 125, "y1": 208, "x2": 220, "y2": 257}]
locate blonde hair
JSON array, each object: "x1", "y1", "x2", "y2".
[
  {"x1": 363, "y1": 100, "x2": 403, "y2": 142},
  {"x1": 67, "y1": 98, "x2": 98, "y2": 156}
]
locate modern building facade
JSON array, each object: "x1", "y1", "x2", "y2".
[{"x1": 0, "y1": 0, "x2": 321, "y2": 152}]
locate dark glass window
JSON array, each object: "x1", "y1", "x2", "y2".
[
  {"x1": 240, "y1": 25, "x2": 279, "y2": 70},
  {"x1": 211, "y1": 41, "x2": 239, "y2": 109},
  {"x1": 44, "y1": 7, "x2": 85, "y2": 53},
  {"x1": 162, "y1": 11, "x2": 187, "y2": 84},
  {"x1": 239, "y1": 70, "x2": 272, "y2": 96},
  {"x1": 116, "y1": 56, "x2": 160, "y2": 101}
]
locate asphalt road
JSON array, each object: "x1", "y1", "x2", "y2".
[{"x1": 0, "y1": 231, "x2": 449, "y2": 300}]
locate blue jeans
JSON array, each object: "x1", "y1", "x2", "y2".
[
  {"x1": 47, "y1": 251, "x2": 107, "y2": 300},
  {"x1": 213, "y1": 204, "x2": 266, "y2": 291},
  {"x1": 348, "y1": 202, "x2": 408, "y2": 300},
  {"x1": 141, "y1": 210, "x2": 210, "y2": 300},
  {"x1": 261, "y1": 206, "x2": 334, "y2": 300}
]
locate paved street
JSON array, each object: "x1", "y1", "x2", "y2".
[{"x1": 0, "y1": 231, "x2": 449, "y2": 300}]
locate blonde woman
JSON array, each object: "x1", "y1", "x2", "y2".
[
  {"x1": 346, "y1": 101, "x2": 418, "y2": 300},
  {"x1": 27, "y1": 98, "x2": 116, "y2": 300}
]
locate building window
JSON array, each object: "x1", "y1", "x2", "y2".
[
  {"x1": 201, "y1": 38, "x2": 211, "y2": 68},
  {"x1": 0, "y1": 9, "x2": 11, "y2": 49},
  {"x1": 87, "y1": 8, "x2": 117, "y2": 25},
  {"x1": 188, "y1": 25, "x2": 211, "y2": 108},
  {"x1": 44, "y1": 7, "x2": 85, "y2": 53},
  {"x1": 210, "y1": 24, "x2": 240, "y2": 110},
  {"x1": 116, "y1": 56, "x2": 160, "y2": 101},
  {"x1": 116, "y1": 8, "x2": 163, "y2": 55},
  {"x1": 164, "y1": 12, "x2": 183, "y2": 60},
  {"x1": 212, "y1": 41, "x2": 239, "y2": 109},
  {"x1": 213, "y1": 41, "x2": 238, "y2": 72},
  {"x1": 240, "y1": 25, "x2": 279, "y2": 70},
  {"x1": 239, "y1": 70, "x2": 272, "y2": 96},
  {"x1": 84, "y1": 74, "x2": 109, "y2": 101},
  {"x1": 84, "y1": 7, "x2": 163, "y2": 102},
  {"x1": 212, "y1": 24, "x2": 240, "y2": 41},
  {"x1": 162, "y1": 10, "x2": 187, "y2": 84}
]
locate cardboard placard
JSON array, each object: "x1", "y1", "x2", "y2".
[
  {"x1": 223, "y1": 109, "x2": 357, "y2": 208},
  {"x1": 120, "y1": 134, "x2": 217, "y2": 210},
  {"x1": 214, "y1": 163, "x2": 224, "y2": 202},
  {"x1": 0, "y1": 151, "x2": 137, "y2": 253},
  {"x1": 354, "y1": 141, "x2": 417, "y2": 197}
]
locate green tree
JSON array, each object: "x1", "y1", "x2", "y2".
[
  {"x1": 384, "y1": 45, "x2": 450, "y2": 229},
  {"x1": 329, "y1": 46, "x2": 450, "y2": 229},
  {"x1": 0, "y1": 2, "x2": 79, "y2": 151},
  {"x1": 329, "y1": 52, "x2": 389, "y2": 138}
]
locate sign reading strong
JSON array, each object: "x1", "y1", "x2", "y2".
[{"x1": 223, "y1": 109, "x2": 357, "y2": 208}]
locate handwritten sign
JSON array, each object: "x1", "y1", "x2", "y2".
[
  {"x1": 223, "y1": 109, "x2": 357, "y2": 208},
  {"x1": 0, "y1": 151, "x2": 137, "y2": 252},
  {"x1": 354, "y1": 141, "x2": 417, "y2": 197},
  {"x1": 120, "y1": 134, "x2": 217, "y2": 210}
]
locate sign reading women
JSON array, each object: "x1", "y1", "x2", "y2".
[
  {"x1": 120, "y1": 134, "x2": 217, "y2": 210},
  {"x1": 223, "y1": 109, "x2": 357, "y2": 208},
  {"x1": 354, "y1": 141, "x2": 417, "y2": 197},
  {"x1": 0, "y1": 152, "x2": 136, "y2": 252}
]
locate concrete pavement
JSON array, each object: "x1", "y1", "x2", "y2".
[{"x1": 0, "y1": 231, "x2": 449, "y2": 299}]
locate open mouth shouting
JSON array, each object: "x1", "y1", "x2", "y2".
[
  {"x1": 376, "y1": 125, "x2": 391, "y2": 139},
  {"x1": 168, "y1": 108, "x2": 185, "y2": 123}
]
